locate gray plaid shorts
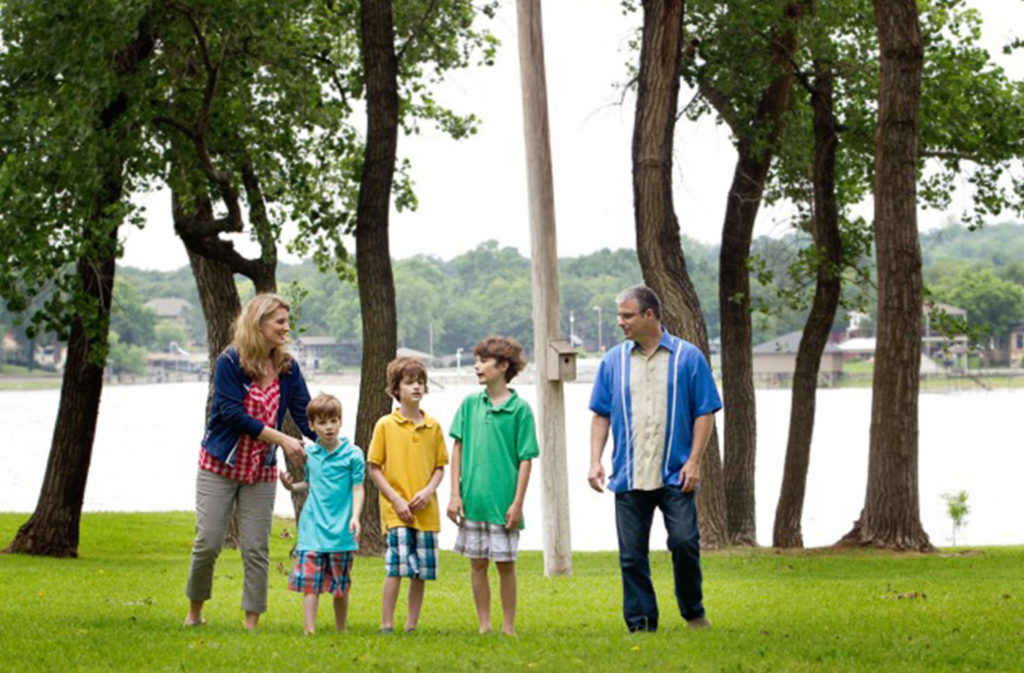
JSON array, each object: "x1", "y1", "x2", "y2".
[{"x1": 453, "y1": 519, "x2": 519, "y2": 562}]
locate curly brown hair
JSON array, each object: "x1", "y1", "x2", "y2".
[
  {"x1": 385, "y1": 356, "x2": 429, "y2": 400},
  {"x1": 473, "y1": 335, "x2": 527, "y2": 382}
]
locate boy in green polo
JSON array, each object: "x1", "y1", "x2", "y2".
[{"x1": 447, "y1": 335, "x2": 539, "y2": 635}]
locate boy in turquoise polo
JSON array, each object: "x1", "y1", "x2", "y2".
[
  {"x1": 281, "y1": 393, "x2": 365, "y2": 634},
  {"x1": 447, "y1": 336, "x2": 539, "y2": 635}
]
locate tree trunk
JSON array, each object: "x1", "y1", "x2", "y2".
[
  {"x1": 718, "y1": 148, "x2": 767, "y2": 547},
  {"x1": 773, "y1": 63, "x2": 842, "y2": 548},
  {"x1": 353, "y1": 0, "x2": 401, "y2": 556},
  {"x1": 838, "y1": 0, "x2": 932, "y2": 552},
  {"x1": 631, "y1": 0, "x2": 727, "y2": 548},
  {"x1": 716, "y1": 14, "x2": 800, "y2": 547},
  {"x1": 4, "y1": 21, "x2": 155, "y2": 558},
  {"x1": 175, "y1": 191, "x2": 243, "y2": 391},
  {"x1": 3, "y1": 226, "x2": 119, "y2": 557}
]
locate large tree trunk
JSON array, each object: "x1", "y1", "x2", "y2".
[
  {"x1": 4, "y1": 21, "x2": 155, "y2": 558},
  {"x1": 838, "y1": 0, "x2": 932, "y2": 552},
  {"x1": 174, "y1": 191, "x2": 242, "y2": 385},
  {"x1": 186, "y1": 249, "x2": 239, "y2": 379},
  {"x1": 716, "y1": 14, "x2": 800, "y2": 547},
  {"x1": 4, "y1": 226, "x2": 119, "y2": 556},
  {"x1": 718, "y1": 148, "x2": 768, "y2": 547},
  {"x1": 773, "y1": 64, "x2": 842, "y2": 548},
  {"x1": 353, "y1": 0, "x2": 401, "y2": 556},
  {"x1": 632, "y1": 0, "x2": 727, "y2": 548}
]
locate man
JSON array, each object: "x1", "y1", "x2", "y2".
[{"x1": 588, "y1": 285, "x2": 721, "y2": 633}]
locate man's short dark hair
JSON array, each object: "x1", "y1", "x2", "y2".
[{"x1": 616, "y1": 285, "x2": 662, "y2": 319}]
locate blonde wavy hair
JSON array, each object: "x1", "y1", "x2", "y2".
[{"x1": 232, "y1": 293, "x2": 293, "y2": 380}]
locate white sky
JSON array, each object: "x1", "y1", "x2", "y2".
[{"x1": 120, "y1": 0, "x2": 1023, "y2": 271}]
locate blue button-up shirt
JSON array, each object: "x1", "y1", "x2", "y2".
[{"x1": 589, "y1": 329, "x2": 722, "y2": 493}]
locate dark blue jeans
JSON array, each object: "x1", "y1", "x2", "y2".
[{"x1": 615, "y1": 487, "x2": 703, "y2": 632}]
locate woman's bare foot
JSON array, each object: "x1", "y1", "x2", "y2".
[{"x1": 183, "y1": 600, "x2": 205, "y2": 627}]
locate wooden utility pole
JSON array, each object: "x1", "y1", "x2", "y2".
[{"x1": 516, "y1": 0, "x2": 572, "y2": 576}]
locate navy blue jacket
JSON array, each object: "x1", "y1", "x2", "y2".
[{"x1": 201, "y1": 347, "x2": 316, "y2": 467}]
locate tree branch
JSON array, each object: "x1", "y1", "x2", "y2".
[
  {"x1": 920, "y1": 149, "x2": 983, "y2": 162},
  {"x1": 305, "y1": 51, "x2": 351, "y2": 106},
  {"x1": 698, "y1": 80, "x2": 741, "y2": 132},
  {"x1": 176, "y1": 227, "x2": 267, "y2": 279},
  {"x1": 396, "y1": 0, "x2": 443, "y2": 64},
  {"x1": 785, "y1": 52, "x2": 816, "y2": 96},
  {"x1": 169, "y1": 1, "x2": 216, "y2": 77},
  {"x1": 174, "y1": 213, "x2": 242, "y2": 237},
  {"x1": 240, "y1": 159, "x2": 277, "y2": 265},
  {"x1": 152, "y1": 115, "x2": 200, "y2": 144}
]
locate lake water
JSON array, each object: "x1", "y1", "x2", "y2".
[{"x1": 3, "y1": 381, "x2": 1021, "y2": 550}]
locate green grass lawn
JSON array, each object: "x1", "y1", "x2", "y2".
[{"x1": 1, "y1": 512, "x2": 1022, "y2": 672}]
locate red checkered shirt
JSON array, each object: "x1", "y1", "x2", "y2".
[{"x1": 199, "y1": 377, "x2": 281, "y2": 484}]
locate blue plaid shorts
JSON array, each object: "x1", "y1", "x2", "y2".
[
  {"x1": 385, "y1": 527, "x2": 438, "y2": 580},
  {"x1": 288, "y1": 550, "x2": 354, "y2": 597}
]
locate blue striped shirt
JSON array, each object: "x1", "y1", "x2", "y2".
[{"x1": 589, "y1": 329, "x2": 722, "y2": 493}]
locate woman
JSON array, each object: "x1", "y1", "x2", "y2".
[{"x1": 184, "y1": 293, "x2": 316, "y2": 629}]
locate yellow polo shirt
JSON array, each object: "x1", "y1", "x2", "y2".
[{"x1": 368, "y1": 409, "x2": 449, "y2": 531}]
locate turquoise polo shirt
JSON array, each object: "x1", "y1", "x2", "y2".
[{"x1": 296, "y1": 438, "x2": 365, "y2": 552}]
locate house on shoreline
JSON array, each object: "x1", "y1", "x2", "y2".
[{"x1": 751, "y1": 331, "x2": 844, "y2": 386}]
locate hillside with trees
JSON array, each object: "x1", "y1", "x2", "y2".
[{"x1": 6, "y1": 222, "x2": 1016, "y2": 368}]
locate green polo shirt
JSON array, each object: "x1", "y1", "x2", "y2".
[{"x1": 449, "y1": 389, "x2": 539, "y2": 528}]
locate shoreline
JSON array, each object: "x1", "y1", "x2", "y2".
[{"x1": 3, "y1": 368, "x2": 1023, "y2": 391}]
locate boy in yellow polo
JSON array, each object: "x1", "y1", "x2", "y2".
[{"x1": 367, "y1": 357, "x2": 448, "y2": 633}]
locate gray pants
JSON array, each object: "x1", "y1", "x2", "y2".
[{"x1": 185, "y1": 469, "x2": 276, "y2": 614}]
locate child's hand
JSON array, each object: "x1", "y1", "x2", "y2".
[
  {"x1": 350, "y1": 518, "x2": 361, "y2": 543},
  {"x1": 504, "y1": 502, "x2": 523, "y2": 531},
  {"x1": 279, "y1": 472, "x2": 294, "y2": 491},
  {"x1": 447, "y1": 496, "x2": 464, "y2": 525},
  {"x1": 393, "y1": 496, "x2": 415, "y2": 524},
  {"x1": 408, "y1": 488, "x2": 433, "y2": 512}
]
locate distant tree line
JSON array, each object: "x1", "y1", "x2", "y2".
[{"x1": 27, "y1": 221, "x2": 1009, "y2": 366}]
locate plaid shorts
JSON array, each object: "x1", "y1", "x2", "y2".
[
  {"x1": 453, "y1": 519, "x2": 519, "y2": 562},
  {"x1": 385, "y1": 527, "x2": 438, "y2": 580},
  {"x1": 288, "y1": 550, "x2": 354, "y2": 597}
]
